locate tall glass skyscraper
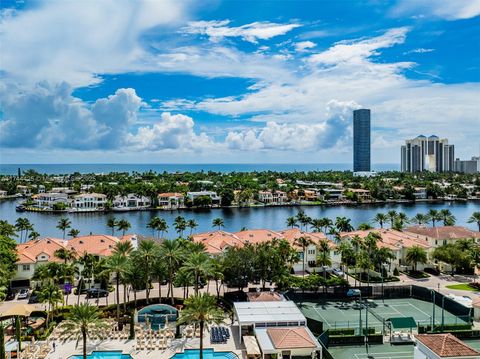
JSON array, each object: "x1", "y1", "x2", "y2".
[{"x1": 353, "y1": 109, "x2": 371, "y2": 172}]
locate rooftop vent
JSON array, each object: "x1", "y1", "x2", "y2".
[{"x1": 79, "y1": 241, "x2": 84, "y2": 244}]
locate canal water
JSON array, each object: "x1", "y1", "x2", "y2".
[{"x1": 1, "y1": 199, "x2": 478, "y2": 240}]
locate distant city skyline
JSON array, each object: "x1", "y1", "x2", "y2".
[
  {"x1": 401, "y1": 135, "x2": 455, "y2": 172},
  {"x1": 0, "y1": 1, "x2": 479, "y2": 164}
]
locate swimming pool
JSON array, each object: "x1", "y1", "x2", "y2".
[
  {"x1": 172, "y1": 349, "x2": 238, "y2": 359},
  {"x1": 137, "y1": 303, "x2": 178, "y2": 330},
  {"x1": 69, "y1": 351, "x2": 132, "y2": 359}
]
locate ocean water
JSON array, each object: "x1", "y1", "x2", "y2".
[{"x1": 0, "y1": 163, "x2": 399, "y2": 175}]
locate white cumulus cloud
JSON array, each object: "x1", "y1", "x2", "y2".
[
  {"x1": 182, "y1": 20, "x2": 301, "y2": 43},
  {"x1": 391, "y1": 0, "x2": 480, "y2": 20}
]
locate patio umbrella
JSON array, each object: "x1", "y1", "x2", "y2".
[{"x1": 1, "y1": 304, "x2": 37, "y2": 318}]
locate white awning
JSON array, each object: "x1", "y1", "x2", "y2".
[
  {"x1": 255, "y1": 328, "x2": 277, "y2": 354},
  {"x1": 234, "y1": 301, "x2": 306, "y2": 326},
  {"x1": 244, "y1": 335, "x2": 261, "y2": 356}
]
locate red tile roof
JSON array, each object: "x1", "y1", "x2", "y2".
[
  {"x1": 247, "y1": 292, "x2": 284, "y2": 302},
  {"x1": 416, "y1": 334, "x2": 480, "y2": 357},
  {"x1": 405, "y1": 226, "x2": 480, "y2": 240},
  {"x1": 267, "y1": 327, "x2": 317, "y2": 349},
  {"x1": 340, "y1": 229, "x2": 431, "y2": 251},
  {"x1": 16, "y1": 238, "x2": 67, "y2": 264}
]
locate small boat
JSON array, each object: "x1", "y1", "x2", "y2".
[{"x1": 15, "y1": 205, "x2": 26, "y2": 212}]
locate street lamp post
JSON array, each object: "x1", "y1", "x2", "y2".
[{"x1": 431, "y1": 290, "x2": 436, "y2": 332}]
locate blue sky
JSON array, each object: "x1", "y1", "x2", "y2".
[{"x1": 0, "y1": 0, "x2": 479, "y2": 164}]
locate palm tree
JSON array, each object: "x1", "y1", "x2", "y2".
[
  {"x1": 38, "y1": 282, "x2": 63, "y2": 326},
  {"x1": 103, "y1": 254, "x2": 128, "y2": 322},
  {"x1": 405, "y1": 246, "x2": 428, "y2": 272},
  {"x1": 373, "y1": 213, "x2": 388, "y2": 229},
  {"x1": 357, "y1": 222, "x2": 373, "y2": 230},
  {"x1": 68, "y1": 228, "x2": 80, "y2": 238},
  {"x1": 57, "y1": 217, "x2": 72, "y2": 239},
  {"x1": 286, "y1": 216, "x2": 298, "y2": 229},
  {"x1": 153, "y1": 259, "x2": 167, "y2": 302},
  {"x1": 160, "y1": 239, "x2": 184, "y2": 304},
  {"x1": 15, "y1": 217, "x2": 32, "y2": 243},
  {"x1": 338, "y1": 241, "x2": 355, "y2": 279},
  {"x1": 174, "y1": 216, "x2": 187, "y2": 237},
  {"x1": 157, "y1": 218, "x2": 169, "y2": 238},
  {"x1": 294, "y1": 236, "x2": 313, "y2": 277},
  {"x1": 335, "y1": 217, "x2": 354, "y2": 232},
  {"x1": 427, "y1": 209, "x2": 441, "y2": 227},
  {"x1": 147, "y1": 217, "x2": 161, "y2": 238},
  {"x1": 317, "y1": 239, "x2": 332, "y2": 283},
  {"x1": 115, "y1": 219, "x2": 130, "y2": 236},
  {"x1": 113, "y1": 240, "x2": 133, "y2": 257},
  {"x1": 28, "y1": 230, "x2": 40, "y2": 240},
  {"x1": 54, "y1": 247, "x2": 77, "y2": 264},
  {"x1": 0, "y1": 322, "x2": 6, "y2": 359},
  {"x1": 60, "y1": 304, "x2": 109, "y2": 359},
  {"x1": 468, "y1": 212, "x2": 480, "y2": 231},
  {"x1": 320, "y1": 217, "x2": 333, "y2": 234},
  {"x1": 178, "y1": 293, "x2": 224, "y2": 359},
  {"x1": 469, "y1": 245, "x2": 480, "y2": 283},
  {"x1": 411, "y1": 213, "x2": 428, "y2": 226},
  {"x1": 386, "y1": 210, "x2": 398, "y2": 228},
  {"x1": 212, "y1": 218, "x2": 224, "y2": 230},
  {"x1": 183, "y1": 252, "x2": 212, "y2": 294},
  {"x1": 395, "y1": 212, "x2": 409, "y2": 229},
  {"x1": 439, "y1": 209, "x2": 456, "y2": 226},
  {"x1": 136, "y1": 240, "x2": 159, "y2": 304},
  {"x1": 106, "y1": 217, "x2": 118, "y2": 236},
  {"x1": 187, "y1": 219, "x2": 199, "y2": 235}
]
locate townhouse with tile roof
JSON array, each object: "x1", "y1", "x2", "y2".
[
  {"x1": 192, "y1": 228, "x2": 340, "y2": 273},
  {"x1": 404, "y1": 226, "x2": 480, "y2": 247},
  {"x1": 12, "y1": 234, "x2": 138, "y2": 287}
]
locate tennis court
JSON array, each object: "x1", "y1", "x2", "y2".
[
  {"x1": 328, "y1": 344, "x2": 414, "y2": 359},
  {"x1": 296, "y1": 298, "x2": 469, "y2": 334}
]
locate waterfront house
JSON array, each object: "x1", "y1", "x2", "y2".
[
  {"x1": 113, "y1": 193, "x2": 151, "y2": 211},
  {"x1": 32, "y1": 192, "x2": 69, "y2": 209},
  {"x1": 414, "y1": 187, "x2": 428, "y2": 200},
  {"x1": 51, "y1": 187, "x2": 76, "y2": 195},
  {"x1": 340, "y1": 229, "x2": 432, "y2": 271},
  {"x1": 192, "y1": 228, "x2": 339, "y2": 273},
  {"x1": 404, "y1": 226, "x2": 480, "y2": 247},
  {"x1": 157, "y1": 192, "x2": 185, "y2": 209},
  {"x1": 257, "y1": 190, "x2": 288, "y2": 205},
  {"x1": 12, "y1": 234, "x2": 138, "y2": 287},
  {"x1": 187, "y1": 191, "x2": 221, "y2": 205},
  {"x1": 70, "y1": 193, "x2": 107, "y2": 212},
  {"x1": 0, "y1": 190, "x2": 7, "y2": 198},
  {"x1": 346, "y1": 188, "x2": 372, "y2": 202},
  {"x1": 16, "y1": 185, "x2": 31, "y2": 195}
]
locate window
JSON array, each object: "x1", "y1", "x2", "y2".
[{"x1": 22, "y1": 265, "x2": 30, "y2": 271}]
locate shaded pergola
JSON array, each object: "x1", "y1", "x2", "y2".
[
  {"x1": 0, "y1": 304, "x2": 38, "y2": 318},
  {"x1": 387, "y1": 317, "x2": 417, "y2": 343}
]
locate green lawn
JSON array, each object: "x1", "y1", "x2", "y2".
[{"x1": 445, "y1": 283, "x2": 479, "y2": 291}]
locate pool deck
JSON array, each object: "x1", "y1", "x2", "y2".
[{"x1": 46, "y1": 324, "x2": 243, "y2": 359}]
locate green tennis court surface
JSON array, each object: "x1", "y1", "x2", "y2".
[
  {"x1": 328, "y1": 344, "x2": 414, "y2": 359},
  {"x1": 296, "y1": 298, "x2": 469, "y2": 333}
]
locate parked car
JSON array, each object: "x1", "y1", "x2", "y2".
[
  {"x1": 86, "y1": 288, "x2": 109, "y2": 298},
  {"x1": 28, "y1": 293, "x2": 40, "y2": 304},
  {"x1": 5, "y1": 289, "x2": 16, "y2": 301},
  {"x1": 17, "y1": 288, "x2": 29, "y2": 300},
  {"x1": 346, "y1": 289, "x2": 361, "y2": 297},
  {"x1": 333, "y1": 268, "x2": 344, "y2": 277}
]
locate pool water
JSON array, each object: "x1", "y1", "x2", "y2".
[
  {"x1": 69, "y1": 351, "x2": 132, "y2": 359},
  {"x1": 137, "y1": 303, "x2": 178, "y2": 330},
  {"x1": 172, "y1": 349, "x2": 238, "y2": 359}
]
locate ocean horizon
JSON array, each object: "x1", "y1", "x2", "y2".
[{"x1": 0, "y1": 163, "x2": 399, "y2": 175}]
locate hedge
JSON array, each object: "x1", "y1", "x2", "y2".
[{"x1": 418, "y1": 323, "x2": 472, "y2": 333}]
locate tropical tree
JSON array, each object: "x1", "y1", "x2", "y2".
[
  {"x1": 68, "y1": 228, "x2": 80, "y2": 238},
  {"x1": 294, "y1": 236, "x2": 313, "y2": 277},
  {"x1": 212, "y1": 218, "x2": 224, "y2": 230},
  {"x1": 15, "y1": 218, "x2": 32, "y2": 243},
  {"x1": 103, "y1": 253, "x2": 128, "y2": 323},
  {"x1": 357, "y1": 222, "x2": 373, "y2": 230},
  {"x1": 54, "y1": 247, "x2": 77, "y2": 264},
  {"x1": 469, "y1": 245, "x2": 480, "y2": 282},
  {"x1": 439, "y1": 209, "x2": 456, "y2": 226},
  {"x1": 174, "y1": 216, "x2": 187, "y2": 237},
  {"x1": 335, "y1": 217, "x2": 354, "y2": 232},
  {"x1": 373, "y1": 213, "x2": 388, "y2": 229},
  {"x1": 183, "y1": 251, "x2": 212, "y2": 294},
  {"x1": 396, "y1": 212, "x2": 409, "y2": 228},
  {"x1": 468, "y1": 212, "x2": 480, "y2": 231},
  {"x1": 116, "y1": 219, "x2": 131, "y2": 236},
  {"x1": 411, "y1": 213, "x2": 428, "y2": 226},
  {"x1": 152, "y1": 259, "x2": 167, "y2": 302},
  {"x1": 386, "y1": 210, "x2": 398, "y2": 228},
  {"x1": 160, "y1": 239, "x2": 184, "y2": 304},
  {"x1": 0, "y1": 322, "x2": 5, "y2": 359},
  {"x1": 57, "y1": 217, "x2": 72, "y2": 239},
  {"x1": 38, "y1": 282, "x2": 63, "y2": 326},
  {"x1": 157, "y1": 218, "x2": 169, "y2": 238},
  {"x1": 316, "y1": 239, "x2": 332, "y2": 282},
  {"x1": 338, "y1": 241, "x2": 355, "y2": 278},
  {"x1": 60, "y1": 304, "x2": 109, "y2": 359},
  {"x1": 427, "y1": 209, "x2": 441, "y2": 227},
  {"x1": 106, "y1": 217, "x2": 118, "y2": 235},
  {"x1": 147, "y1": 217, "x2": 161, "y2": 238},
  {"x1": 406, "y1": 246, "x2": 428, "y2": 272},
  {"x1": 134, "y1": 240, "x2": 159, "y2": 304},
  {"x1": 178, "y1": 293, "x2": 225, "y2": 359},
  {"x1": 286, "y1": 216, "x2": 298, "y2": 229},
  {"x1": 187, "y1": 219, "x2": 199, "y2": 235}
]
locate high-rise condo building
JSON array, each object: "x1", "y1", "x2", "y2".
[
  {"x1": 353, "y1": 109, "x2": 371, "y2": 172},
  {"x1": 454, "y1": 156, "x2": 480, "y2": 174},
  {"x1": 400, "y1": 135, "x2": 454, "y2": 172}
]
